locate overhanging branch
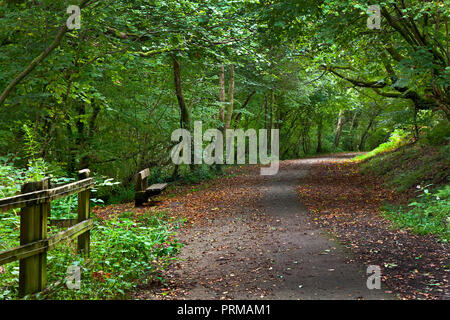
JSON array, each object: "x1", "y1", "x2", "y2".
[{"x1": 0, "y1": 0, "x2": 96, "y2": 107}]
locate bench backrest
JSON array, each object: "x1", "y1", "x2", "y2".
[{"x1": 135, "y1": 168, "x2": 150, "y2": 192}]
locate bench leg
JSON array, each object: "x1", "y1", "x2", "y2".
[
  {"x1": 135, "y1": 190, "x2": 148, "y2": 207},
  {"x1": 135, "y1": 198, "x2": 144, "y2": 207}
]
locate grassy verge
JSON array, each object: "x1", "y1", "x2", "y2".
[
  {"x1": 352, "y1": 129, "x2": 449, "y2": 242},
  {"x1": 382, "y1": 186, "x2": 450, "y2": 242},
  {"x1": 353, "y1": 129, "x2": 408, "y2": 163}
]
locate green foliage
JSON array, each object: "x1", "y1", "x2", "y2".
[
  {"x1": 25, "y1": 158, "x2": 48, "y2": 183},
  {"x1": 177, "y1": 165, "x2": 220, "y2": 184},
  {"x1": 0, "y1": 210, "x2": 20, "y2": 251},
  {"x1": 357, "y1": 129, "x2": 449, "y2": 243},
  {"x1": 0, "y1": 153, "x2": 181, "y2": 300},
  {"x1": 0, "y1": 211, "x2": 183, "y2": 300},
  {"x1": 353, "y1": 129, "x2": 408, "y2": 162},
  {"x1": 22, "y1": 121, "x2": 40, "y2": 160},
  {"x1": 0, "y1": 155, "x2": 49, "y2": 195},
  {"x1": 359, "y1": 141, "x2": 449, "y2": 192},
  {"x1": 0, "y1": 156, "x2": 25, "y2": 197},
  {"x1": 91, "y1": 176, "x2": 122, "y2": 205},
  {"x1": 106, "y1": 185, "x2": 135, "y2": 205},
  {"x1": 423, "y1": 121, "x2": 450, "y2": 146},
  {"x1": 1, "y1": 0, "x2": 447, "y2": 188},
  {"x1": 383, "y1": 186, "x2": 450, "y2": 242}
]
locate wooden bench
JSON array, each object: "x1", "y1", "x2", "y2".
[{"x1": 135, "y1": 168, "x2": 168, "y2": 207}]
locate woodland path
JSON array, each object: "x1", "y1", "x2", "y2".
[{"x1": 134, "y1": 155, "x2": 394, "y2": 300}]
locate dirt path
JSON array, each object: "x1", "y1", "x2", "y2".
[{"x1": 135, "y1": 156, "x2": 394, "y2": 300}]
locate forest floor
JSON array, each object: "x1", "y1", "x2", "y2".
[{"x1": 122, "y1": 153, "x2": 448, "y2": 300}]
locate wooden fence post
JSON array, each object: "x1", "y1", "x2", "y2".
[
  {"x1": 19, "y1": 178, "x2": 50, "y2": 297},
  {"x1": 77, "y1": 169, "x2": 90, "y2": 256}
]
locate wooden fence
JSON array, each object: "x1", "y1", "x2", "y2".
[{"x1": 0, "y1": 169, "x2": 94, "y2": 297}]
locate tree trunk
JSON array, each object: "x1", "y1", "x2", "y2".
[
  {"x1": 172, "y1": 56, "x2": 191, "y2": 130},
  {"x1": 359, "y1": 109, "x2": 380, "y2": 150},
  {"x1": 224, "y1": 64, "x2": 235, "y2": 130},
  {"x1": 233, "y1": 91, "x2": 256, "y2": 128},
  {"x1": 334, "y1": 110, "x2": 344, "y2": 149},
  {"x1": 348, "y1": 110, "x2": 360, "y2": 151},
  {"x1": 65, "y1": 122, "x2": 76, "y2": 173},
  {"x1": 302, "y1": 126, "x2": 310, "y2": 154},
  {"x1": 316, "y1": 116, "x2": 323, "y2": 153},
  {"x1": 270, "y1": 90, "x2": 275, "y2": 130},
  {"x1": 219, "y1": 65, "x2": 225, "y2": 123},
  {"x1": 413, "y1": 106, "x2": 419, "y2": 141},
  {"x1": 80, "y1": 103, "x2": 101, "y2": 169},
  {"x1": 264, "y1": 93, "x2": 268, "y2": 129},
  {"x1": 172, "y1": 56, "x2": 192, "y2": 173}
]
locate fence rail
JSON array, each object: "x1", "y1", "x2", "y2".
[
  {"x1": 0, "y1": 169, "x2": 94, "y2": 297},
  {"x1": 0, "y1": 176, "x2": 93, "y2": 212}
]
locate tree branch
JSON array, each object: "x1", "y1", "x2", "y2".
[
  {"x1": 0, "y1": 0, "x2": 95, "y2": 107},
  {"x1": 320, "y1": 65, "x2": 386, "y2": 88}
]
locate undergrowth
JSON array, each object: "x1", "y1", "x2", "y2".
[
  {"x1": 352, "y1": 129, "x2": 408, "y2": 162},
  {"x1": 382, "y1": 185, "x2": 450, "y2": 242},
  {"x1": 0, "y1": 210, "x2": 183, "y2": 300},
  {"x1": 0, "y1": 156, "x2": 183, "y2": 300},
  {"x1": 353, "y1": 125, "x2": 450, "y2": 242}
]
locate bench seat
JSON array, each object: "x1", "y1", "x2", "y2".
[{"x1": 145, "y1": 183, "x2": 168, "y2": 195}]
